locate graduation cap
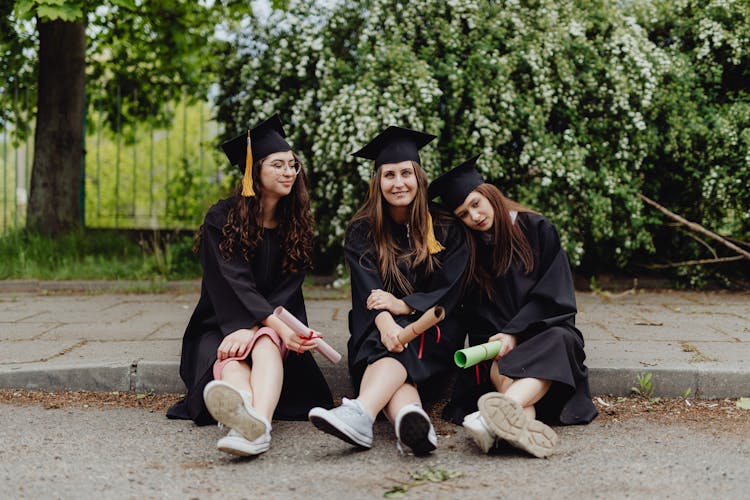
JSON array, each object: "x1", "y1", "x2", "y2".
[
  {"x1": 353, "y1": 125, "x2": 444, "y2": 255},
  {"x1": 428, "y1": 155, "x2": 484, "y2": 211},
  {"x1": 220, "y1": 113, "x2": 292, "y2": 197},
  {"x1": 352, "y1": 126, "x2": 436, "y2": 168}
]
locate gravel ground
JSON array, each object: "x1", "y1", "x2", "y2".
[{"x1": 1, "y1": 390, "x2": 749, "y2": 499}]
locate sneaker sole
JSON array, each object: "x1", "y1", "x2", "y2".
[
  {"x1": 204, "y1": 383, "x2": 266, "y2": 441},
  {"x1": 398, "y1": 412, "x2": 436, "y2": 455},
  {"x1": 217, "y1": 437, "x2": 270, "y2": 457},
  {"x1": 308, "y1": 408, "x2": 372, "y2": 448},
  {"x1": 478, "y1": 392, "x2": 558, "y2": 458}
]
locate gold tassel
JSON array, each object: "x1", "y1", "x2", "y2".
[
  {"x1": 426, "y1": 213, "x2": 445, "y2": 254},
  {"x1": 241, "y1": 130, "x2": 255, "y2": 197}
]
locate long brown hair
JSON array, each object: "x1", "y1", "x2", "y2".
[
  {"x1": 466, "y1": 183, "x2": 535, "y2": 298},
  {"x1": 349, "y1": 161, "x2": 441, "y2": 295},
  {"x1": 198, "y1": 152, "x2": 314, "y2": 273}
]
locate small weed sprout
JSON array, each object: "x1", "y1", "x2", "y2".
[{"x1": 631, "y1": 372, "x2": 654, "y2": 399}]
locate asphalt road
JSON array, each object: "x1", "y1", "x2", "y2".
[{"x1": 1, "y1": 403, "x2": 747, "y2": 499}]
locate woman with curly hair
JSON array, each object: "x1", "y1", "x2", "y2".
[
  {"x1": 308, "y1": 127, "x2": 469, "y2": 455},
  {"x1": 167, "y1": 114, "x2": 332, "y2": 456}
]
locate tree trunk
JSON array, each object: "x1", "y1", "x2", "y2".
[{"x1": 26, "y1": 19, "x2": 86, "y2": 236}]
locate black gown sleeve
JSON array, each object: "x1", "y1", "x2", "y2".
[
  {"x1": 486, "y1": 215, "x2": 578, "y2": 340},
  {"x1": 199, "y1": 207, "x2": 275, "y2": 336},
  {"x1": 344, "y1": 220, "x2": 387, "y2": 351}
]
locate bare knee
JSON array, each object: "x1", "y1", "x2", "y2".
[
  {"x1": 251, "y1": 335, "x2": 282, "y2": 360},
  {"x1": 221, "y1": 359, "x2": 250, "y2": 378}
]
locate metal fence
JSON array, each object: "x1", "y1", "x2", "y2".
[{"x1": 1, "y1": 83, "x2": 227, "y2": 235}]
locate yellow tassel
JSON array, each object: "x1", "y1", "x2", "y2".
[
  {"x1": 426, "y1": 213, "x2": 445, "y2": 254},
  {"x1": 241, "y1": 130, "x2": 255, "y2": 197}
]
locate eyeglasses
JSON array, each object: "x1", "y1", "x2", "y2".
[{"x1": 264, "y1": 160, "x2": 301, "y2": 175}]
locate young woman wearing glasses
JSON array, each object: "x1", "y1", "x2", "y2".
[{"x1": 167, "y1": 114, "x2": 332, "y2": 456}]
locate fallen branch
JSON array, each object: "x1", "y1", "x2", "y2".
[
  {"x1": 678, "y1": 229, "x2": 718, "y2": 259},
  {"x1": 637, "y1": 193, "x2": 750, "y2": 261},
  {"x1": 643, "y1": 255, "x2": 744, "y2": 269}
]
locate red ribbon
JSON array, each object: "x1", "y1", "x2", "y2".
[
  {"x1": 297, "y1": 329, "x2": 322, "y2": 355},
  {"x1": 416, "y1": 325, "x2": 441, "y2": 359},
  {"x1": 474, "y1": 361, "x2": 490, "y2": 385}
]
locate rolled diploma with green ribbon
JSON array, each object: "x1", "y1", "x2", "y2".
[{"x1": 454, "y1": 341, "x2": 503, "y2": 368}]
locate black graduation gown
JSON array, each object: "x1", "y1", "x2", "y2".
[
  {"x1": 344, "y1": 210, "x2": 469, "y2": 399},
  {"x1": 444, "y1": 212, "x2": 597, "y2": 426},
  {"x1": 166, "y1": 198, "x2": 333, "y2": 425}
]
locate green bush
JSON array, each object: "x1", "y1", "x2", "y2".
[{"x1": 215, "y1": 0, "x2": 749, "y2": 283}]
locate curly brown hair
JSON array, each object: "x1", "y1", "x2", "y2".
[{"x1": 205, "y1": 152, "x2": 314, "y2": 273}]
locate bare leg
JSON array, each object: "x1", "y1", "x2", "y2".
[
  {"x1": 383, "y1": 383, "x2": 421, "y2": 422},
  {"x1": 357, "y1": 357, "x2": 407, "y2": 419},
  {"x1": 220, "y1": 360, "x2": 252, "y2": 393},
  {"x1": 248, "y1": 336, "x2": 284, "y2": 422},
  {"x1": 490, "y1": 363, "x2": 551, "y2": 420},
  {"x1": 218, "y1": 337, "x2": 283, "y2": 422}
]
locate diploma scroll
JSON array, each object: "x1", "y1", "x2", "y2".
[
  {"x1": 273, "y1": 306, "x2": 342, "y2": 364},
  {"x1": 454, "y1": 341, "x2": 503, "y2": 368},
  {"x1": 396, "y1": 306, "x2": 446, "y2": 345}
]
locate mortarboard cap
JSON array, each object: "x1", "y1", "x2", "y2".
[
  {"x1": 428, "y1": 155, "x2": 484, "y2": 211},
  {"x1": 220, "y1": 114, "x2": 292, "y2": 196},
  {"x1": 352, "y1": 126, "x2": 436, "y2": 168}
]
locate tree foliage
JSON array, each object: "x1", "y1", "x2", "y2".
[
  {"x1": 2, "y1": 0, "x2": 258, "y2": 133},
  {"x1": 215, "y1": 0, "x2": 749, "y2": 281}
]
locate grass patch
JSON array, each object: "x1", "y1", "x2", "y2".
[{"x1": 0, "y1": 229, "x2": 200, "y2": 281}]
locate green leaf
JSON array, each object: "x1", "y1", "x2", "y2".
[
  {"x1": 383, "y1": 486, "x2": 407, "y2": 498},
  {"x1": 37, "y1": 3, "x2": 83, "y2": 21},
  {"x1": 737, "y1": 398, "x2": 750, "y2": 410},
  {"x1": 13, "y1": 0, "x2": 37, "y2": 20},
  {"x1": 110, "y1": 0, "x2": 136, "y2": 10}
]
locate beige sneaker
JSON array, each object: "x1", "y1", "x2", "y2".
[{"x1": 478, "y1": 392, "x2": 559, "y2": 458}]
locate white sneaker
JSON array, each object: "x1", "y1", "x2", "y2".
[
  {"x1": 462, "y1": 410, "x2": 497, "y2": 454},
  {"x1": 394, "y1": 403, "x2": 437, "y2": 455},
  {"x1": 203, "y1": 380, "x2": 269, "y2": 441},
  {"x1": 217, "y1": 428, "x2": 271, "y2": 456},
  {"x1": 308, "y1": 398, "x2": 374, "y2": 448}
]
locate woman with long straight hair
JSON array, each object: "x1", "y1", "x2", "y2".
[
  {"x1": 167, "y1": 114, "x2": 332, "y2": 456},
  {"x1": 429, "y1": 156, "x2": 597, "y2": 458},
  {"x1": 308, "y1": 127, "x2": 469, "y2": 455}
]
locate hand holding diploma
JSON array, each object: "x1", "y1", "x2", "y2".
[
  {"x1": 396, "y1": 306, "x2": 446, "y2": 345},
  {"x1": 454, "y1": 341, "x2": 503, "y2": 368},
  {"x1": 273, "y1": 306, "x2": 342, "y2": 364}
]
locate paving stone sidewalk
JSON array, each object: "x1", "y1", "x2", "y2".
[{"x1": 1, "y1": 284, "x2": 748, "y2": 399}]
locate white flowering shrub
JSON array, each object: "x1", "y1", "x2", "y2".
[{"x1": 215, "y1": 0, "x2": 749, "y2": 281}]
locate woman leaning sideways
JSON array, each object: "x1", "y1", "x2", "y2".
[{"x1": 430, "y1": 156, "x2": 597, "y2": 458}]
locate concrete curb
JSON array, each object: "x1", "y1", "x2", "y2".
[{"x1": 2, "y1": 363, "x2": 746, "y2": 400}]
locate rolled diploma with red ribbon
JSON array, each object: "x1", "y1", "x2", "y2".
[
  {"x1": 396, "y1": 306, "x2": 446, "y2": 345},
  {"x1": 273, "y1": 306, "x2": 342, "y2": 364}
]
